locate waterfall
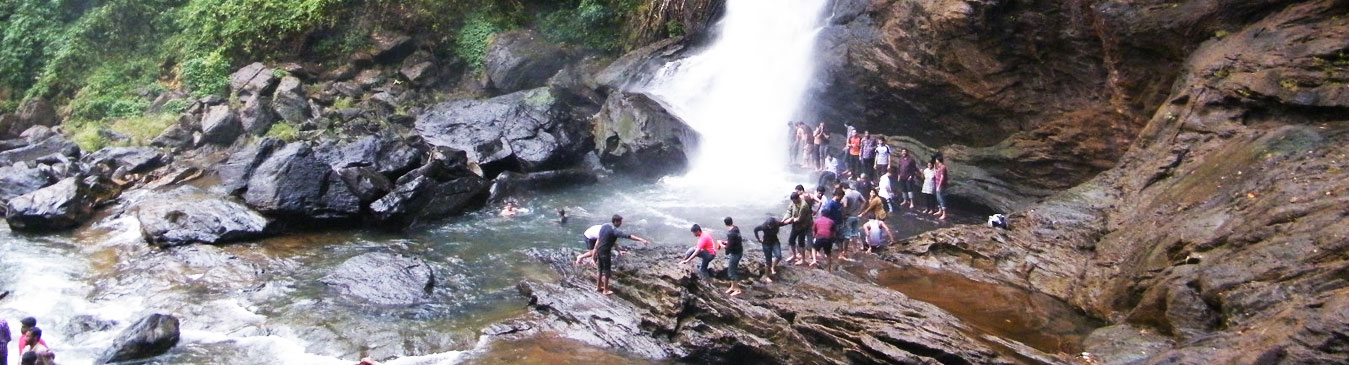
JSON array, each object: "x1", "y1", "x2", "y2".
[{"x1": 646, "y1": 0, "x2": 830, "y2": 196}]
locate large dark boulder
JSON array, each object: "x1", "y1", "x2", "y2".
[
  {"x1": 313, "y1": 135, "x2": 422, "y2": 178},
  {"x1": 5, "y1": 176, "x2": 118, "y2": 231},
  {"x1": 215, "y1": 138, "x2": 284, "y2": 196},
  {"x1": 370, "y1": 175, "x2": 487, "y2": 227},
  {"x1": 97, "y1": 313, "x2": 180, "y2": 364},
  {"x1": 0, "y1": 163, "x2": 54, "y2": 204},
  {"x1": 82, "y1": 147, "x2": 167, "y2": 176},
  {"x1": 271, "y1": 76, "x2": 310, "y2": 124},
  {"x1": 199, "y1": 105, "x2": 242, "y2": 145},
  {"x1": 414, "y1": 87, "x2": 592, "y2": 174},
  {"x1": 0, "y1": 134, "x2": 79, "y2": 166},
  {"x1": 239, "y1": 95, "x2": 276, "y2": 136},
  {"x1": 488, "y1": 169, "x2": 598, "y2": 203},
  {"x1": 369, "y1": 29, "x2": 414, "y2": 64},
  {"x1": 594, "y1": 37, "x2": 688, "y2": 92},
  {"x1": 242, "y1": 143, "x2": 360, "y2": 220},
  {"x1": 229, "y1": 62, "x2": 278, "y2": 103},
  {"x1": 151, "y1": 122, "x2": 195, "y2": 150},
  {"x1": 592, "y1": 92, "x2": 699, "y2": 178},
  {"x1": 136, "y1": 186, "x2": 271, "y2": 247},
  {"x1": 483, "y1": 30, "x2": 573, "y2": 94},
  {"x1": 320, "y1": 252, "x2": 434, "y2": 306},
  {"x1": 12, "y1": 98, "x2": 59, "y2": 135}
]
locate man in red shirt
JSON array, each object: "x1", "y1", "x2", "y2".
[{"x1": 680, "y1": 224, "x2": 719, "y2": 278}]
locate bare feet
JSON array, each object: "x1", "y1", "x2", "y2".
[
  {"x1": 729, "y1": 289, "x2": 742, "y2": 296},
  {"x1": 764, "y1": 277, "x2": 774, "y2": 283},
  {"x1": 603, "y1": 290, "x2": 614, "y2": 295}
]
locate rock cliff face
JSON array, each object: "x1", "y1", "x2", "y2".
[{"x1": 842, "y1": 0, "x2": 1349, "y2": 363}]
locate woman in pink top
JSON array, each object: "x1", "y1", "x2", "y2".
[{"x1": 679, "y1": 224, "x2": 719, "y2": 278}]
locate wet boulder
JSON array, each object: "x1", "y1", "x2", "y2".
[
  {"x1": 483, "y1": 30, "x2": 573, "y2": 94},
  {"x1": 97, "y1": 313, "x2": 180, "y2": 364},
  {"x1": 488, "y1": 169, "x2": 598, "y2": 203},
  {"x1": 65, "y1": 315, "x2": 118, "y2": 335},
  {"x1": 5, "y1": 176, "x2": 118, "y2": 231},
  {"x1": 136, "y1": 186, "x2": 271, "y2": 247},
  {"x1": 199, "y1": 105, "x2": 242, "y2": 145},
  {"x1": 370, "y1": 175, "x2": 488, "y2": 228},
  {"x1": 0, "y1": 163, "x2": 54, "y2": 204},
  {"x1": 335, "y1": 166, "x2": 393, "y2": 204},
  {"x1": 414, "y1": 87, "x2": 591, "y2": 174},
  {"x1": 314, "y1": 135, "x2": 422, "y2": 178},
  {"x1": 151, "y1": 123, "x2": 195, "y2": 150},
  {"x1": 0, "y1": 133, "x2": 79, "y2": 166},
  {"x1": 216, "y1": 138, "x2": 284, "y2": 196},
  {"x1": 594, "y1": 37, "x2": 688, "y2": 92},
  {"x1": 271, "y1": 76, "x2": 310, "y2": 124},
  {"x1": 243, "y1": 143, "x2": 360, "y2": 220},
  {"x1": 82, "y1": 147, "x2": 166, "y2": 176},
  {"x1": 592, "y1": 92, "x2": 699, "y2": 178},
  {"x1": 239, "y1": 95, "x2": 276, "y2": 136},
  {"x1": 370, "y1": 29, "x2": 415, "y2": 64},
  {"x1": 321, "y1": 252, "x2": 434, "y2": 306},
  {"x1": 229, "y1": 62, "x2": 278, "y2": 103}
]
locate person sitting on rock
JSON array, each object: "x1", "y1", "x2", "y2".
[{"x1": 679, "y1": 224, "x2": 719, "y2": 278}]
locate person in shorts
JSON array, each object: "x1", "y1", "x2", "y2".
[{"x1": 588, "y1": 215, "x2": 650, "y2": 295}]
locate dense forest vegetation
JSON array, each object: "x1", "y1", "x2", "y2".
[{"x1": 0, "y1": 0, "x2": 661, "y2": 150}]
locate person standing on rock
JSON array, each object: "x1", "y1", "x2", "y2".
[
  {"x1": 798, "y1": 123, "x2": 814, "y2": 169},
  {"x1": 920, "y1": 161, "x2": 939, "y2": 215},
  {"x1": 0, "y1": 316, "x2": 10, "y2": 365},
  {"x1": 813, "y1": 123, "x2": 829, "y2": 171},
  {"x1": 789, "y1": 122, "x2": 804, "y2": 167},
  {"x1": 840, "y1": 184, "x2": 865, "y2": 262},
  {"x1": 896, "y1": 148, "x2": 917, "y2": 209},
  {"x1": 874, "y1": 138, "x2": 892, "y2": 190},
  {"x1": 846, "y1": 132, "x2": 863, "y2": 176},
  {"x1": 877, "y1": 166, "x2": 896, "y2": 212},
  {"x1": 722, "y1": 217, "x2": 745, "y2": 296},
  {"x1": 816, "y1": 190, "x2": 845, "y2": 268},
  {"x1": 934, "y1": 154, "x2": 949, "y2": 220},
  {"x1": 811, "y1": 209, "x2": 836, "y2": 270},
  {"x1": 589, "y1": 215, "x2": 650, "y2": 295},
  {"x1": 680, "y1": 224, "x2": 719, "y2": 278},
  {"x1": 17, "y1": 328, "x2": 51, "y2": 364},
  {"x1": 753, "y1": 216, "x2": 784, "y2": 282},
  {"x1": 782, "y1": 189, "x2": 814, "y2": 265},
  {"x1": 14, "y1": 318, "x2": 43, "y2": 357},
  {"x1": 860, "y1": 132, "x2": 876, "y2": 178}
]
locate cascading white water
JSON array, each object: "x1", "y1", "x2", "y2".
[{"x1": 646, "y1": 0, "x2": 830, "y2": 196}]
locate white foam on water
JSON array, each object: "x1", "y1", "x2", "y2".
[{"x1": 646, "y1": 0, "x2": 830, "y2": 201}]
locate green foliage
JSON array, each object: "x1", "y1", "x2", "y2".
[
  {"x1": 332, "y1": 96, "x2": 355, "y2": 110},
  {"x1": 161, "y1": 98, "x2": 191, "y2": 114},
  {"x1": 538, "y1": 0, "x2": 637, "y2": 51},
  {"x1": 665, "y1": 20, "x2": 685, "y2": 38},
  {"x1": 0, "y1": 0, "x2": 68, "y2": 95},
  {"x1": 455, "y1": 14, "x2": 503, "y2": 71},
  {"x1": 265, "y1": 121, "x2": 300, "y2": 141},
  {"x1": 70, "y1": 122, "x2": 110, "y2": 152},
  {"x1": 66, "y1": 61, "x2": 158, "y2": 121},
  {"x1": 180, "y1": 51, "x2": 231, "y2": 96},
  {"x1": 174, "y1": 0, "x2": 344, "y2": 56}
]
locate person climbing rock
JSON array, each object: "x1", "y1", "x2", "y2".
[
  {"x1": 863, "y1": 217, "x2": 895, "y2": 252},
  {"x1": 782, "y1": 189, "x2": 814, "y2": 265},
  {"x1": 679, "y1": 224, "x2": 718, "y2": 278},
  {"x1": 588, "y1": 215, "x2": 650, "y2": 295},
  {"x1": 753, "y1": 216, "x2": 784, "y2": 282}
]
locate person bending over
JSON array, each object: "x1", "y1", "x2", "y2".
[
  {"x1": 588, "y1": 215, "x2": 650, "y2": 295},
  {"x1": 680, "y1": 224, "x2": 719, "y2": 278}
]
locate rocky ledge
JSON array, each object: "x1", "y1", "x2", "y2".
[{"x1": 489, "y1": 246, "x2": 1074, "y2": 364}]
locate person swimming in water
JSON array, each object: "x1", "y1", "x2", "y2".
[{"x1": 499, "y1": 201, "x2": 520, "y2": 217}]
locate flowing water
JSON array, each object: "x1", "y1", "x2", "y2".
[
  {"x1": 645, "y1": 0, "x2": 830, "y2": 188},
  {"x1": 0, "y1": 0, "x2": 1102, "y2": 363}
]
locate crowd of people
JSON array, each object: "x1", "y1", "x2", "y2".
[
  {"x1": 567, "y1": 122, "x2": 950, "y2": 297},
  {"x1": 0, "y1": 316, "x2": 56, "y2": 365}
]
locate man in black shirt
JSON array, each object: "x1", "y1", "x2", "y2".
[
  {"x1": 723, "y1": 217, "x2": 744, "y2": 296},
  {"x1": 588, "y1": 214, "x2": 650, "y2": 295},
  {"x1": 754, "y1": 216, "x2": 784, "y2": 283}
]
